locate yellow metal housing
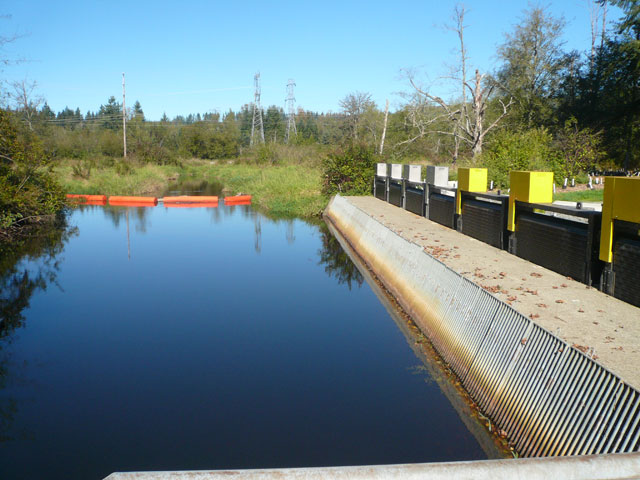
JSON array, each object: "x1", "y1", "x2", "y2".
[
  {"x1": 456, "y1": 168, "x2": 488, "y2": 215},
  {"x1": 507, "y1": 171, "x2": 554, "y2": 231},
  {"x1": 599, "y1": 177, "x2": 640, "y2": 263}
]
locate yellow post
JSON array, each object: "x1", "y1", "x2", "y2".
[
  {"x1": 456, "y1": 167, "x2": 488, "y2": 215},
  {"x1": 508, "y1": 171, "x2": 554, "y2": 231},
  {"x1": 599, "y1": 177, "x2": 640, "y2": 263}
]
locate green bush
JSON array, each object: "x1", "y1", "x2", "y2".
[
  {"x1": 322, "y1": 144, "x2": 377, "y2": 195},
  {"x1": 0, "y1": 110, "x2": 66, "y2": 237},
  {"x1": 481, "y1": 128, "x2": 560, "y2": 188}
]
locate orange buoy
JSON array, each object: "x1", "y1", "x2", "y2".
[
  {"x1": 224, "y1": 195, "x2": 252, "y2": 204},
  {"x1": 109, "y1": 196, "x2": 158, "y2": 206},
  {"x1": 163, "y1": 195, "x2": 219, "y2": 204},
  {"x1": 164, "y1": 202, "x2": 219, "y2": 208},
  {"x1": 66, "y1": 194, "x2": 107, "y2": 203}
]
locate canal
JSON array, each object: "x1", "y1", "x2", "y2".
[{"x1": 0, "y1": 201, "x2": 499, "y2": 479}]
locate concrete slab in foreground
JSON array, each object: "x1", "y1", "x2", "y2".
[
  {"x1": 105, "y1": 453, "x2": 640, "y2": 480},
  {"x1": 342, "y1": 196, "x2": 640, "y2": 391}
]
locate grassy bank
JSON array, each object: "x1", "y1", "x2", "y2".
[
  {"x1": 55, "y1": 152, "x2": 328, "y2": 219},
  {"x1": 553, "y1": 188, "x2": 604, "y2": 202}
]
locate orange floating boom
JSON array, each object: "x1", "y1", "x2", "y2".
[
  {"x1": 224, "y1": 200, "x2": 252, "y2": 207},
  {"x1": 163, "y1": 195, "x2": 219, "y2": 203},
  {"x1": 66, "y1": 194, "x2": 107, "y2": 202},
  {"x1": 164, "y1": 202, "x2": 219, "y2": 208},
  {"x1": 224, "y1": 195, "x2": 252, "y2": 204},
  {"x1": 109, "y1": 196, "x2": 158, "y2": 206}
]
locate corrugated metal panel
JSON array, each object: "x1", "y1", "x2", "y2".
[
  {"x1": 461, "y1": 199, "x2": 504, "y2": 249},
  {"x1": 613, "y1": 236, "x2": 640, "y2": 308},
  {"x1": 326, "y1": 195, "x2": 640, "y2": 459},
  {"x1": 428, "y1": 193, "x2": 455, "y2": 228},
  {"x1": 388, "y1": 182, "x2": 403, "y2": 207},
  {"x1": 374, "y1": 179, "x2": 386, "y2": 200},
  {"x1": 405, "y1": 187, "x2": 424, "y2": 216},
  {"x1": 515, "y1": 212, "x2": 589, "y2": 282}
]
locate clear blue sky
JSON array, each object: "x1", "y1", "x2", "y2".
[{"x1": 2, "y1": 0, "x2": 621, "y2": 120}]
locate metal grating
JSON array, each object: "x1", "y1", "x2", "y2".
[
  {"x1": 461, "y1": 199, "x2": 505, "y2": 249},
  {"x1": 613, "y1": 236, "x2": 640, "y2": 308},
  {"x1": 515, "y1": 212, "x2": 589, "y2": 282},
  {"x1": 388, "y1": 182, "x2": 403, "y2": 207},
  {"x1": 405, "y1": 186, "x2": 425, "y2": 216},
  {"x1": 428, "y1": 193, "x2": 455, "y2": 228},
  {"x1": 374, "y1": 178, "x2": 386, "y2": 200}
]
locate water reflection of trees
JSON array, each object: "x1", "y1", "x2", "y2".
[
  {"x1": 318, "y1": 225, "x2": 363, "y2": 290},
  {"x1": 0, "y1": 220, "x2": 75, "y2": 442}
]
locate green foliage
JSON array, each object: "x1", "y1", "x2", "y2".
[
  {"x1": 0, "y1": 110, "x2": 65, "y2": 237},
  {"x1": 253, "y1": 143, "x2": 280, "y2": 165},
  {"x1": 553, "y1": 118, "x2": 603, "y2": 178},
  {"x1": 322, "y1": 144, "x2": 377, "y2": 195},
  {"x1": 481, "y1": 128, "x2": 559, "y2": 187}
]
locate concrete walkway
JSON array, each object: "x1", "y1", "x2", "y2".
[{"x1": 344, "y1": 196, "x2": 640, "y2": 391}]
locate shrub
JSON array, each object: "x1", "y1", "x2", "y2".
[
  {"x1": 481, "y1": 128, "x2": 560, "y2": 188},
  {"x1": 0, "y1": 110, "x2": 65, "y2": 236},
  {"x1": 322, "y1": 144, "x2": 377, "y2": 195}
]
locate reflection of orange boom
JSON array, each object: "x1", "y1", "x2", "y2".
[
  {"x1": 66, "y1": 194, "x2": 107, "y2": 203},
  {"x1": 163, "y1": 196, "x2": 219, "y2": 204},
  {"x1": 224, "y1": 195, "x2": 252, "y2": 204},
  {"x1": 109, "y1": 196, "x2": 158, "y2": 206},
  {"x1": 224, "y1": 200, "x2": 251, "y2": 207},
  {"x1": 164, "y1": 202, "x2": 219, "y2": 208},
  {"x1": 83, "y1": 199, "x2": 108, "y2": 206}
]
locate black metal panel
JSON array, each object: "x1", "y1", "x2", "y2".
[
  {"x1": 613, "y1": 235, "x2": 640, "y2": 308},
  {"x1": 405, "y1": 186, "x2": 424, "y2": 216},
  {"x1": 461, "y1": 199, "x2": 505, "y2": 249},
  {"x1": 428, "y1": 193, "x2": 455, "y2": 229},
  {"x1": 515, "y1": 212, "x2": 590, "y2": 283},
  {"x1": 388, "y1": 182, "x2": 403, "y2": 207},
  {"x1": 374, "y1": 178, "x2": 386, "y2": 200}
]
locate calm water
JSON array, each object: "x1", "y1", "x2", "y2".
[{"x1": 0, "y1": 203, "x2": 490, "y2": 479}]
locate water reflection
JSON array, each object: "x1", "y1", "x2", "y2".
[
  {"x1": 318, "y1": 225, "x2": 364, "y2": 290},
  {"x1": 0, "y1": 220, "x2": 75, "y2": 442}
]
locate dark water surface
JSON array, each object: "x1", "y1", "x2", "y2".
[{"x1": 0, "y1": 204, "x2": 489, "y2": 479}]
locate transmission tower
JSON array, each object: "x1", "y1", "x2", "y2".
[
  {"x1": 250, "y1": 72, "x2": 265, "y2": 145},
  {"x1": 285, "y1": 79, "x2": 297, "y2": 144}
]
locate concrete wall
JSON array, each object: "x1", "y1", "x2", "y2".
[{"x1": 324, "y1": 195, "x2": 640, "y2": 459}]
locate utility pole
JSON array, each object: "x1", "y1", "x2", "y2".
[
  {"x1": 250, "y1": 72, "x2": 265, "y2": 146},
  {"x1": 285, "y1": 79, "x2": 297, "y2": 144},
  {"x1": 380, "y1": 99, "x2": 389, "y2": 154},
  {"x1": 122, "y1": 72, "x2": 127, "y2": 158}
]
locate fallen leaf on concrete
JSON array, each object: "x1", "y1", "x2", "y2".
[
  {"x1": 530, "y1": 272, "x2": 542, "y2": 277},
  {"x1": 555, "y1": 299, "x2": 565, "y2": 303},
  {"x1": 553, "y1": 286, "x2": 559, "y2": 289},
  {"x1": 578, "y1": 308, "x2": 584, "y2": 313},
  {"x1": 537, "y1": 303, "x2": 548, "y2": 308},
  {"x1": 507, "y1": 296, "x2": 517, "y2": 301},
  {"x1": 529, "y1": 313, "x2": 540, "y2": 319},
  {"x1": 561, "y1": 283, "x2": 568, "y2": 288},
  {"x1": 572, "y1": 344, "x2": 589, "y2": 353}
]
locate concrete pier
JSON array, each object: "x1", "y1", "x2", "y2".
[{"x1": 331, "y1": 195, "x2": 640, "y2": 391}]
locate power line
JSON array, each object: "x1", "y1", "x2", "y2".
[
  {"x1": 250, "y1": 72, "x2": 265, "y2": 146},
  {"x1": 285, "y1": 79, "x2": 296, "y2": 144}
]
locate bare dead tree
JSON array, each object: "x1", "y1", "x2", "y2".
[
  {"x1": 8, "y1": 79, "x2": 43, "y2": 130},
  {"x1": 588, "y1": 0, "x2": 608, "y2": 68},
  {"x1": 404, "y1": 5, "x2": 513, "y2": 159},
  {"x1": 339, "y1": 91, "x2": 375, "y2": 141}
]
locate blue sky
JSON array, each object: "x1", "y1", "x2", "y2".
[{"x1": 2, "y1": 0, "x2": 621, "y2": 120}]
